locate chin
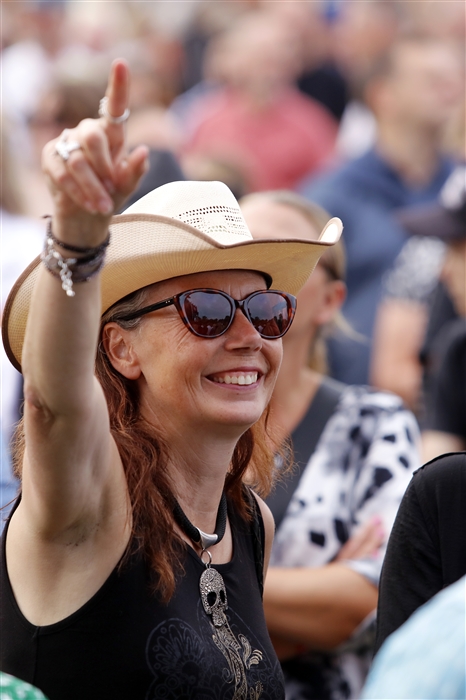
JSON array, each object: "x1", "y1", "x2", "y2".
[{"x1": 209, "y1": 406, "x2": 266, "y2": 434}]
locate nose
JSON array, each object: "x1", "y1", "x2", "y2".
[{"x1": 223, "y1": 307, "x2": 263, "y2": 351}]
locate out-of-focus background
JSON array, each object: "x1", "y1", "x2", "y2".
[{"x1": 1, "y1": 0, "x2": 465, "y2": 496}]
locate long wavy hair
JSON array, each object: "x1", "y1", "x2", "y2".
[
  {"x1": 99, "y1": 287, "x2": 276, "y2": 600},
  {"x1": 12, "y1": 282, "x2": 277, "y2": 603}
]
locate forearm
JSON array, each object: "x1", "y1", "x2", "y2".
[
  {"x1": 264, "y1": 563, "x2": 378, "y2": 651},
  {"x1": 22, "y1": 246, "x2": 104, "y2": 416},
  {"x1": 370, "y1": 300, "x2": 427, "y2": 411}
]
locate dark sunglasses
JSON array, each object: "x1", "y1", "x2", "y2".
[{"x1": 113, "y1": 288, "x2": 297, "y2": 340}]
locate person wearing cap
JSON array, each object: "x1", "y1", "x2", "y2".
[
  {"x1": 383, "y1": 165, "x2": 466, "y2": 460},
  {"x1": 371, "y1": 165, "x2": 465, "y2": 417},
  {"x1": 0, "y1": 60, "x2": 341, "y2": 700}
]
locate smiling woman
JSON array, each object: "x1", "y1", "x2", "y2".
[{"x1": 0, "y1": 60, "x2": 341, "y2": 700}]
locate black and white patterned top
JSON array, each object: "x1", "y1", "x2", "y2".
[
  {"x1": 381, "y1": 235, "x2": 445, "y2": 304},
  {"x1": 271, "y1": 385, "x2": 421, "y2": 700}
]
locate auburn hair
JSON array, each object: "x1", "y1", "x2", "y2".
[{"x1": 13, "y1": 283, "x2": 277, "y2": 602}]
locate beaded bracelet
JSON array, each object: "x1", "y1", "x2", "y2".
[
  {"x1": 45, "y1": 218, "x2": 110, "y2": 255},
  {"x1": 41, "y1": 219, "x2": 110, "y2": 297}
]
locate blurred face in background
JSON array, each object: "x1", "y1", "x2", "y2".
[
  {"x1": 380, "y1": 41, "x2": 464, "y2": 129},
  {"x1": 331, "y1": 0, "x2": 400, "y2": 82},
  {"x1": 241, "y1": 198, "x2": 344, "y2": 340},
  {"x1": 219, "y1": 13, "x2": 300, "y2": 100}
]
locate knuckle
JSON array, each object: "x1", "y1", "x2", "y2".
[
  {"x1": 85, "y1": 130, "x2": 103, "y2": 150},
  {"x1": 56, "y1": 170, "x2": 71, "y2": 187},
  {"x1": 67, "y1": 154, "x2": 87, "y2": 173}
]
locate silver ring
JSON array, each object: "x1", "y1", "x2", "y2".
[
  {"x1": 98, "y1": 96, "x2": 130, "y2": 124},
  {"x1": 55, "y1": 130, "x2": 82, "y2": 162}
]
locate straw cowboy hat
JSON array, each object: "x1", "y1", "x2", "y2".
[{"x1": 2, "y1": 180, "x2": 342, "y2": 372}]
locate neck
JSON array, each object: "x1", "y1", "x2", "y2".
[
  {"x1": 269, "y1": 330, "x2": 322, "y2": 444},
  {"x1": 376, "y1": 120, "x2": 442, "y2": 186},
  {"x1": 166, "y1": 437, "x2": 236, "y2": 535}
]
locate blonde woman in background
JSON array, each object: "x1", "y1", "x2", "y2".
[{"x1": 241, "y1": 191, "x2": 421, "y2": 700}]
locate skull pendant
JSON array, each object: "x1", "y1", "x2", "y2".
[{"x1": 199, "y1": 567, "x2": 228, "y2": 627}]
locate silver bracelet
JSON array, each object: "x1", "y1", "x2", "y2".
[{"x1": 41, "y1": 226, "x2": 109, "y2": 297}]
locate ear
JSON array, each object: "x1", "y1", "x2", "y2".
[
  {"x1": 314, "y1": 280, "x2": 346, "y2": 326},
  {"x1": 101, "y1": 322, "x2": 142, "y2": 380}
]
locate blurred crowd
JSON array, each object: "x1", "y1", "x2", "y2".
[{"x1": 1, "y1": 1, "x2": 465, "y2": 699}]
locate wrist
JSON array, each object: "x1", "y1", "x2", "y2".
[{"x1": 48, "y1": 212, "x2": 111, "y2": 249}]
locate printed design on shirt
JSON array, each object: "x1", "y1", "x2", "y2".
[
  {"x1": 210, "y1": 620, "x2": 263, "y2": 699},
  {"x1": 145, "y1": 607, "x2": 283, "y2": 699}
]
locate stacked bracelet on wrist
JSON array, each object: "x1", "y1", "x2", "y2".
[{"x1": 41, "y1": 219, "x2": 110, "y2": 297}]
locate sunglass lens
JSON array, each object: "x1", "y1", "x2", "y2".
[
  {"x1": 247, "y1": 292, "x2": 294, "y2": 338},
  {"x1": 183, "y1": 291, "x2": 233, "y2": 337}
]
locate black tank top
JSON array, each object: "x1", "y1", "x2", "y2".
[{"x1": 0, "y1": 500, "x2": 285, "y2": 700}]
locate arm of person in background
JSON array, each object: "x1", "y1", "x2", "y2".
[
  {"x1": 264, "y1": 519, "x2": 382, "y2": 658},
  {"x1": 371, "y1": 299, "x2": 428, "y2": 412},
  {"x1": 370, "y1": 236, "x2": 445, "y2": 413},
  {"x1": 264, "y1": 393, "x2": 421, "y2": 659}
]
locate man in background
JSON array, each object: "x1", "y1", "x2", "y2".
[{"x1": 300, "y1": 36, "x2": 463, "y2": 386}]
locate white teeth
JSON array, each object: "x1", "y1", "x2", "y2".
[{"x1": 212, "y1": 373, "x2": 258, "y2": 385}]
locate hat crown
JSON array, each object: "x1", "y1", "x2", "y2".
[{"x1": 123, "y1": 180, "x2": 252, "y2": 245}]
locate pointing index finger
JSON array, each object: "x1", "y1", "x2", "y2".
[{"x1": 103, "y1": 59, "x2": 130, "y2": 128}]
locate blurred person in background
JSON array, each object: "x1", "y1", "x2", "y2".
[
  {"x1": 241, "y1": 191, "x2": 420, "y2": 700},
  {"x1": 331, "y1": 0, "x2": 405, "y2": 159},
  {"x1": 261, "y1": 0, "x2": 348, "y2": 123},
  {"x1": 403, "y1": 0, "x2": 465, "y2": 45},
  {"x1": 392, "y1": 168, "x2": 466, "y2": 462},
  {"x1": 371, "y1": 165, "x2": 465, "y2": 416},
  {"x1": 179, "y1": 0, "x2": 257, "y2": 93},
  {"x1": 22, "y1": 74, "x2": 106, "y2": 218},
  {"x1": 1, "y1": 0, "x2": 71, "y2": 126},
  {"x1": 182, "y1": 9, "x2": 338, "y2": 192},
  {"x1": 374, "y1": 451, "x2": 466, "y2": 656},
  {"x1": 364, "y1": 574, "x2": 466, "y2": 700},
  {"x1": 1, "y1": 121, "x2": 43, "y2": 517},
  {"x1": 299, "y1": 35, "x2": 463, "y2": 387},
  {"x1": 0, "y1": 0, "x2": 99, "y2": 157}
]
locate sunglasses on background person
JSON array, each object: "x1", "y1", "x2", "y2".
[{"x1": 112, "y1": 288, "x2": 297, "y2": 340}]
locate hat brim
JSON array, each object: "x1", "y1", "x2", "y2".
[{"x1": 2, "y1": 213, "x2": 341, "y2": 372}]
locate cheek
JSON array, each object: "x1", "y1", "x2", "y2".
[
  {"x1": 265, "y1": 340, "x2": 283, "y2": 381},
  {"x1": 137, "y1": 319, "x2": 201, "y2": 382}
]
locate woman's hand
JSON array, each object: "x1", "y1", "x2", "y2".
[
  {"x1": 335, "y1": 516, "x2": 385, "y2": 562},
  {"x1": 41, "y1": 59, "x2": 148, "y2": 242}
]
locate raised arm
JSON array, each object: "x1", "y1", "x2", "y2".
[{"x1": 9, "y1": 61, "x2": 148, "y2": 557}]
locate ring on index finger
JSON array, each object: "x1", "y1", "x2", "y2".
[
  {"x1": 55, "y1": 129, "x2": 82, "y2": 162},
  {"x1": 99, "y1": 96, "x2": 130, "y2": 125}
]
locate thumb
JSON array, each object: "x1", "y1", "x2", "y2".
[{"x1": 115, "y1": 145, "x2": 150, "y2": 200}]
